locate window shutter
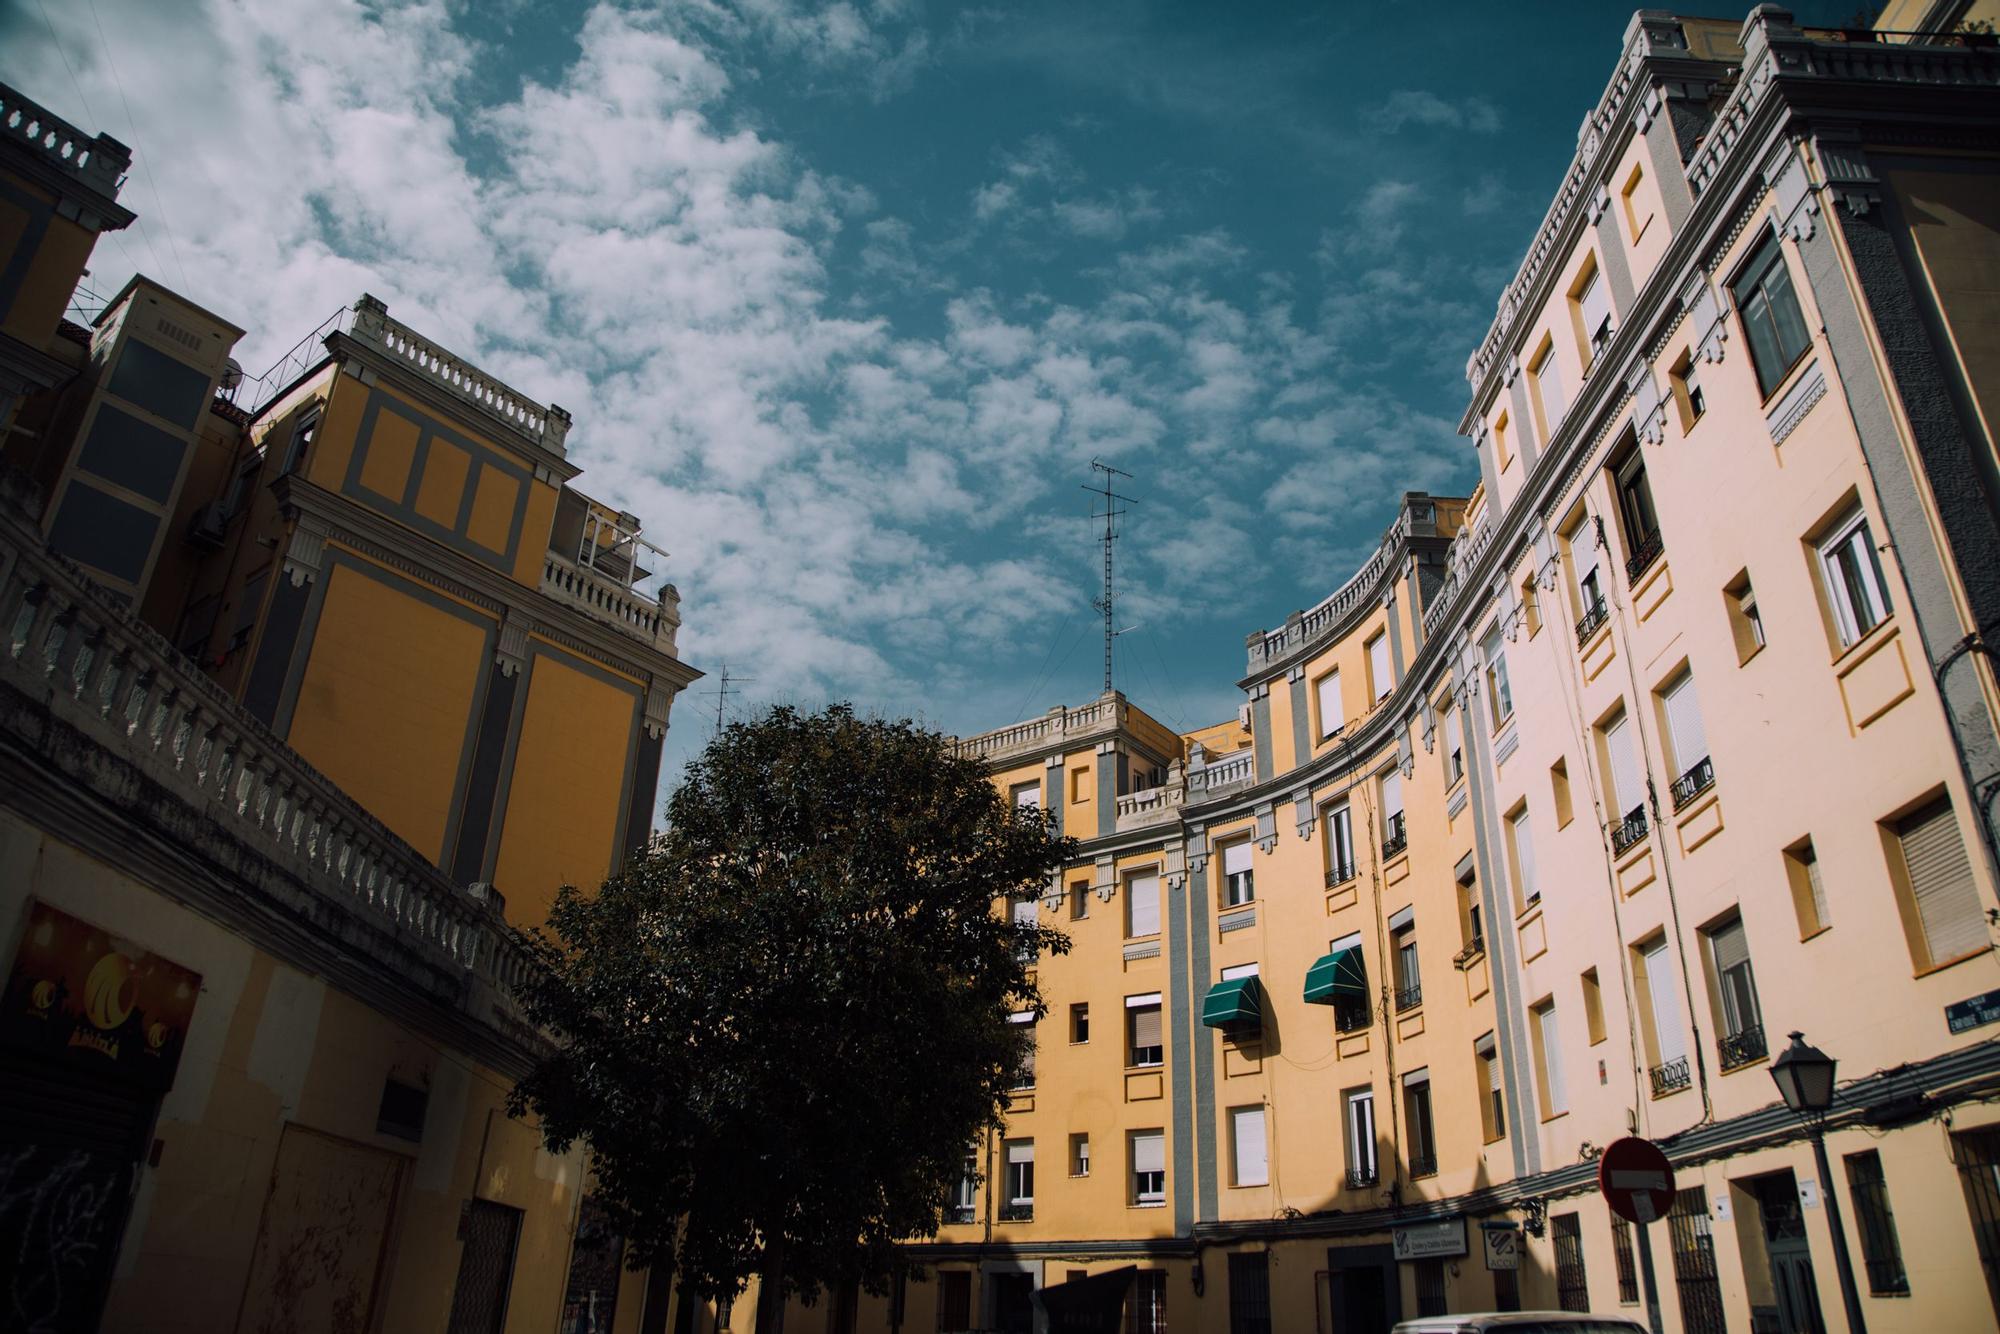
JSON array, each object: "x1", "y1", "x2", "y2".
[
  {"x1": 1008, "y1": 1142, "x2": 1034, "y2": 1166},
  {"x1": 1540, "y1": 1006, "x2": 1567, "y2": 1113},
  {"x1": 1131, "y1": 1005, "x2": 1162, "y2": 1051},
  {"x1": 1606, "y1": 716, "x2": 1641, "y2": 816},
  {"x1": 1580, "y1": 270, "x2": 1613, "y2": 345},
  {"x1": 1382, "y1": 771, "x2": 1403, "y2": 820},
  {"x1": 1445, "y1": 707, "x2": 1462, "y2": 759},
  {"x1": 1641, "y1": 941, "x2": 1687, "y2": 1064},
  {"x1": 1232, "y1": 1109, "x2": 1268, "y2": 1186},
  {"x1": 1127, "y1": 873, "x2": 1161, "y2": 938},
  {"x1": 1664, "y1": 675, "x2": 1709, "y2": 775},
  {"x1": 1133, "y1": 1132, "x2": 1165, "y2": 1176},
  {"x1": 1318, "y1": 670, "x2": 1344, "y2": 734},
  {"x1": 1538, "y1": 351, "x2": 1567, "y2": 428},
  {"x1": 1899, "y1": 802, "x2": 1986, "y2": 964},
  {"x1": 1513, "y1": 811, "x2": 1537, "y2": 899},
  {"x1": 1223, "y1": 842, "x2": 1253, "y2": 876},
  {"x1": 1369, "y1": 636, "x2": 1392, "y2": 698},
  {"x1": 1709, "y1": 920, "x2": 1750, "y2": 975}
]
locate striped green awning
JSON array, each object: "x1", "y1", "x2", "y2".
[
  {"x1": 1303, "y1": 947, "x2": 1368, "y2": 1005},
  {"x1": 1201, "y1": 976, "x2": 1264, "y2": 1029}
]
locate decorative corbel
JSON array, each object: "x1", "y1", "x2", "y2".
[
  {"x1": 1093, "y1": 854, "x2": 1117, "y2": 903},
  {"x1": 1163, "y1": 840, "x2": 1187, "y2": 894},
  {"x1": 1184, "y1": 826, "x2": 1209, "y2": 882},
  {"x1": 496, "y1": 612, "x2": 530, "y2": 678},
  {"x1": 1397, "y1": 725, "x2": 1416, "y2": 780},
  {"x1": 1042, "y1": 874, "x2": 1066, "y2": 913},
  {"x1": 644, "y1": 680, "x2": 674, "y2": 739},
  {"x1": 1420, "y1": 697, "x2": 1437, "y2": 754},
  {"x1": 282, "y1": 518, "x2": 328, "y2": 588},
  {"x1": 1812, "y1": 126, "x2": 1880, "y2": 220},
  {"x1": 1294, "y1": 791, "x2": 1315, "y2": 842},
  {"x1": 1253, "y1": 803, "x2": 1277, "y2": 855},
  {"x1": 1586, "y1": 181, "x2": 1611, "y2": 227}
]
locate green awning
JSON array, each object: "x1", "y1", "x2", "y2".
[
  {"x1": 1202, "y1": 976, "x2": 1264, "y2": 1029},
  {"x1": 1303, "y1": 947, "x2": 1368, "y2": 1005}
]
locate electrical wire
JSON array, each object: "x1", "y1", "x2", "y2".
[{"x1": 85, "y1": 0, "x2": 193, "y2": 294}]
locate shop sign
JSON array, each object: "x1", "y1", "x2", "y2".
[
  {"x1": 2, "y1": 899, "x2": 202, "y2": 1090},
  {"x1": 1391, "y1": 1217, "x2": 1467, "y2": 1260},
  {"x1": 1946, "y1": 987, "x2": 2000, "y2": 1035},
  {"x1": 1481, "y1": 1222, "x2": 1520, "y2": 1271}
]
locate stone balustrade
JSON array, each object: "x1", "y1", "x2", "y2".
[
  {"x1": 1115, "y1": 782, "x2": 1185, "y2": 830},
  {"x1": 0, "y1": 471, "x2": 535, "y2": 1008},
  {"x1": 0, "y1": 81, "x2": 130, "y2": 198},
  {"x1": 1187, "y1": 748, "x2": 1255, "y2": 798},
  {"x1": 347, "y1": 296, "x2": 572, "y2": 457},
  {"x1": 954, "y1": 695, "x2": 1125, "y2": 762},
  {"x1": 541, "y1": 551, "x2": 681, "y2": 656}
]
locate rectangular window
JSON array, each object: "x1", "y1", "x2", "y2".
[
  {"x1": 1220, "y1": 841, "x2": 1254, "y2": 907},
  {"x1": 1705, "y1": 915, "x2": 1764, "y2": 1067},
  {"x1": 1011, "y1": 781, "x2": 1041, "y2": 810},
  {"x1": 1611, "y1": 1217, "x2": 1639, "y2": 1304},
  {"x1": 1817, "y1": 507, "x2": 1892, "y2": 648},
  {"x1": 1009, "y1": 1011, "x2": 1036, "y2": 1089},
  {"x1": 1552, "y1": 757, "x2": 1574, "y2": 828},
  {"x1": 1603, "y1": 712, "x2": 1643, "y2": 826},
  {"x1": 1071, "y1": 1003, "x2": 1090, "y2": 1045},
  {"x1": 1127, "y1": 870, "x2": 1161, "y2": 938},
  {"x1": 1125, "y1": 1272, "x2": 1166, "y2": 1334},
  {"x1": 1725, "y1": 570, "x2": 1765, "y2": 663},
  {"x1": 1404, "y1": 1071, "x2": 1437, "y2": 1176},
  {"x1": 1733, "y1": 229, "x2": 1812, "y2": 398},
  {"x1": 1672, "y1": 352, "x2": 1706, "y2": 430},
  {"x1": 1131, "y1": 1130, "x2": 1165, "y2": 1206},
  {"x1": 1415, "y1": 1258, "x2": 1447, "y2": 1317},
  {"x1": 1003, "y1": 1141, "x2": 1035, "y2": 1213},
  {"x1": 1381, "y1": 770, "x2": 1405, "y2": 852},
  {"x1": 1325, "y1": 803, "x2": 1356, "y2": 884},
  {"x1": 1891, "y1": 796, "x2": 1986, "y2": 969},
  {"x1": 1845, "y1": 1150, "x2": 1909, "y2": 1295},
  {"x1": 1621, "y1": 162, "x2": 1650, "y2": 239},
  {"x1": 1494, "y1": 411, "x2": 1513, "y2": 470},
  {"x1": 1485, "y1": 632, "x2": 1514, "y2": 724},
  {"x1": 1535, "y1": 1001, "x2": 1568, "y2": 1116},
  {"x1": 1127, "y1": 995, "x2": 1163, "y2": 1068},
  {"x1": 1070, "y1": 1133, "x2": 1090, "y2": 1178},
  {"x1": 1475, "y1": 1036, "x2": 1504, "y2": 1142},
  {"x1": 1554, "y1": 1213, "x2": 1590, "y2": 1312},
  {"x1": 1391, "y1": 915, "x2": 1421, "y2": 1011},
  {"x1": 1367, "y1": 634, "x2": 1392, "y2": 701},
  {"x1": 279, "y1": 409, "x2": 319, "y2": 476},
  {"x1": 1443, "y1": 704, "x2": 1464, "y2": 785},
  {"x1": 1458, "y1": 863, "x2": 1484, "y2": 954},
  {"x1": 1785, "y1": 838, "x2": 1830, "y2": 937},
  {"x1": 1661, "y1": 671, "x2": 1710, "y2": 787},
  {"x1": 1529, "y1": 337, "x2": 1567, "y2": 442},
  {"x1": 951, "y1": 1156, "x2": 978, "y2": 1224},
  {"x1": 1666, "y1": 1187, "x2": 1726, "y2": 1334},
  {"x1": 1344, "y1": 1087, "x2": 1378, "y2": 1185},
  {"x1": 1582, "y1": 968, "x2": 1607, "y2": 1045},
  {"x1": 1071, "y1": 767, "x2": 1090, "y2": 802},
  {"x1": 1316, "y1": 668, "x2": 1344, "y2": 737},
  {"x1": 1329, "y1": 931, "x2": 1370, "y2": 1033},
  {"x1": 1566, "y1": 516, "x2": 1605, "y2": 626},
  {"x1": 1576, "y1": 262, "x2": 1614, "y2": 362},
  {"x1": 1068, "y1": 881, "x2": 1090, "y2": 921},
  {"x1": 1227, "y1": 1252, "x2": 1271, "y2": 1334},
  {"x1": 1638, "y1": 937, "x2": 1689, "y2": 1092},
  {"x1": 1508, "y1": 805, "x2": 1538, "y2": 910},
  {"x1": 1615, "y1": 448, "x2": 1662, "y2": 583},
  {"x1": 1014, "y1": 900, "x2": 1039, "y2": 965},
  {"x1": 1230, "y1": 1107, "x2": 1268, "y2": 1187},
  {"x1": 939, "y1": 1271, "x2": 972, "y2": 1333}
]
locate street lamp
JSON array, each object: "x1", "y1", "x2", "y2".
[{"x1": 1769, "y1": 1032, "x2": 1867, "y2": 1334}]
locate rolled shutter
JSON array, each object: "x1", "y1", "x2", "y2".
[
  {"x1": 1580, "y1": 270, "x2": 1613, "y2": 344},
  {"x1": 1900, "y1": 801, "x2": 1985, "y2": 964},
  {"x1": 1127, "y1": 873, "x2": 1161, "y2": 938},
  {"x1": 1709, "y1": 920, "x2": 1750, "y2": 974},
  {"x1": 1641, "y1": 941, "x2": 1687, "y2": 1064},
  {"x1": 1318, "y1": 670, "x2": 1344, "y2": 734},
  {"x1": 1540, "y1": 1006, "x2": 1567, "y2": 1113},
  {"x1": 1369, "y1": 636, "x2": 1392, "y2": 698},
  {"x1": 1223, "y1": 842, "x2": 1253, "y2": 876},
  {"x1": 1007, "y1": 1141, "x2": 1034, "y2": 1166},
  {"x1": 1232, "y1": 1109, "x2": 1268, "y2": 1186},
  {"x1": 1131, "y1": 1005, "x2": 1162, "y2": 1051},
  {"x1": 1382, "y1": 771, "x2": 1403, "y2": 821},
  {"x1": 1513, "y1": 811, "x2": 1537, "y2": 899},
  {"x1": 1664, "y1": 675, "x2": 1709, "y2": 775},
  {"x1": 1133, "y1": 1132, "x2": 1165, "y2": 1175},
  {"x1": 1606, "y1": 716, "x2": 1641, "y2": 817}
]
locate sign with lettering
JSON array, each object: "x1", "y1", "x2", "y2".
[
  {"x1": 1391, "y1": 1218, "x2": 1467, "y2": 1260},
  {"x1": 1946, "y1": 988, "x2": 2000, "y2": 1035},
  {"x1": 2, "y1": 900, "x2": 202, "y2": 1090},
  {"x1": 1481, "y1": 1222, "x2": 1520, "y2": 1271}
]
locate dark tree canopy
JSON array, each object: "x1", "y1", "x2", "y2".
[{"x1": 509, "y1": 704, "x2": 1073, "y2": 1322}]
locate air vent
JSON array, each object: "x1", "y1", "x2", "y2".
[{"x1": 155, "y1": 317, "x2": 203, "y2": 353}]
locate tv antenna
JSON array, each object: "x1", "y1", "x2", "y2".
[
  {"x1": 711, "y1": 663, "x2": 756, "y2": 736},
  {"x1": 1084, "y1": 460, "x2": 1136, "y2": 694}
]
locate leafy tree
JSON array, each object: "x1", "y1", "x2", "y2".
[{"x1": 510, "y1": 704, "x2": 1073, "y2": 1332}]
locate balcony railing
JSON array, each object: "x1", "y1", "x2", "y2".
[
  {"x1": 1408, "y1": 1151, "x2": 1439, "y2": 1180},
  {"x1": 0, "y1": 82, "x2": 131, "y2": 197},
  {"x1": 1381, "y1": 811, "x2": 1408, "y2": 860},
  {"x1": 1649, "y1": 1056, "x2": 1692, "y2": 1097},
  {"x1": 1333, "y1": 1000, "x2": 1372, "y2": 1034},
  {"x1": 1453, "y1": 936, "x2": 1486, "y2": 969},
  {"x1": 946, "y1": 1205, "x2": 977, "y2": 1225},
  {"x1": 1346, "y1": 1166, "x2": 1379, "y2": 1190},
  {"x1": 1575, "y1": 594, "x2": 1609, "y2": 646},
  {"x1": 1611, "y1": 805, "x2": 1649, "y2": 856},
  {"x1": 1114, "y1": 782, "x2": 1184, "y2": 829},
  {"x1": 1396, "y1": 982, "x2": 1424, "y2": 1013},
  {"x1": 998, "y1": 1202, "x2": 1033, "y2": 1222},
  {"x1": 1717, "y1": 1025, "x2": 1768, "y2": 1071},
  {"x1": 1624, "y1": 530, "x2": 1664, "y2": 584},
  {"x1": 1324, "y1": 860, "x2": 1357, "y2": 888},
  {"x1": 541, "y1": 551, "x2": 682, "y2": 655},
  {"x1": 1670, "y1": 755, "x2": 1715, "y2": 811}
]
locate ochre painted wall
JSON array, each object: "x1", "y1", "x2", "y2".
[
  {"x1": 0, "y1": 170, "x2": 97, "y2": 347},
  {"x1": 285, "y1": 553, "x2": 492, "y2": 864}
]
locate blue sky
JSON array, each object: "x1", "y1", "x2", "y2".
[{"x1": 6, "y1": 0, "x2": 1859, "y2": 804}]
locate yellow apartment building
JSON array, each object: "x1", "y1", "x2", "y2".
[
  {"x1": 0, "y1": 79, "x2": 696, "y2": 1334},
  {"x1": 749, "y1": 7, "x2": 2000, "y2": 1334}
]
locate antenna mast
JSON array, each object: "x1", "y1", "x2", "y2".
[
  {"x1": 1084, "y1": 460, "x2": 1136, "y2": 694},
  {"x1": 711, "y1": 663, "x2": 756, "y2": 736}
]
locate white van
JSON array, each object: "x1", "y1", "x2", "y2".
[{"x1": 1392, "y1": 1314, "x2": 1649, "y2": 1334}]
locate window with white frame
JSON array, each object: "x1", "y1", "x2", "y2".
[
  {"x1": 1661, "y1": 671, "x2": 1710, "y2": 787},
  {"x1": 1704, "y1": 916, "x2": 1763, "y2": 1059},
  {"x1": 1011, "y1": 780, "x2": 1041, "y2": 810},
  {"x1": 1344, "y1": 1087, "x2": 1377, "y2": 1184},
  {"x1": 1127, "y1": 994, "x2": 1163, "y2": 1067},
  {"x1": 1368, "y1": 634, "x2": 1393, "y2": 701},
  {"x1": 1536, "y1": 1001, "x2": 1568, "y2": 1116},
  {"x1": 1070, "y1": 1133, "x2": 1090, "y2": 1178},
  {"x1": 1325, "y1": 802, "x2": 1356, "y2": 883},
  {"x1": 952, "y1": 1154, "x2": 978, "y2": 1223},
  {"x1": 1221, "y1": 840, "x2": 1254, "y2": 907},
  {"x1": 1381, "y1": 770, "x2": 1405, "y2": 850},
  {"x1": 1509, "y1": 805, "x2": 1539, "y2": 908},
  {"x1": 1004, "y1": 1140, "x2": 1034, "y2": 1212},
  {"x1": 1603, "y1": 712, "x2": 1643, "y2": 824},
  {"x1": 1317, "y1": 668, "x2": 1344, "y2": 738},
  {"x1": 1733, "y1": 228, "x2": 1813, "y2": 398},
  {"x1": 1008, "y1": 1011, "x2": 1036, "y2": 1089},
  {"x1": 1230, "y1": 1106, "x2": 1269, "y2": 1187},
  {"x1": 1576, "y1": 263, "x2": 1614, "y2": 362},
  {"x1": 1816, "y1": 507, "x2": 1892, "y2": 648},
  {"x1": 1131, "y1": 1130, "x2": 1166, "y2": 1205},
  {"x1": 1638, "y1": 938, "x2": 1687, "y2": 1079},
  {"x1": 1567, "y1": 517, "x2": 1604, "y2": 622},
  {"x1": 1126, "y1": 869, "x2": 1161, "y2": 938},
  {"x1": 1891, "y1": 797, "x2": 1986, "y2": 969},
  {"x1": 1484, "y1": 630, "x2": 1513, "y2": 724},
  {"x1": 1475, "y1": 1034, "x2": 1505, "y2": 1141},
  {"x1": 1530, "y1": 338, "x2": 1568, "y2": 441},
  {"x1": 1444, "y1": 703, "x2": 1464, "y2": 785},
  {"x1": 1014, "y1": 899, "x2": 1039, "y2": 964}
]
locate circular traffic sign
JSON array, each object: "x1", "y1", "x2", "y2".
[{"x1": 1598, "y1": 1136, "x2": 1676, "y2": 1225}]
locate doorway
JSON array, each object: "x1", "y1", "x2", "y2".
[
  {"x1": 990, "y1": 1271, "x2": 1034, "y2": 1334},
  {"x1": 1748, "y1": 1172, "x2": 1826, "y2": 1334},
  {"x1": 1325, "y1": 1244, "x2": 1401, "y2": 1334}
]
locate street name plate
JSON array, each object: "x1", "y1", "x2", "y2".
[{"x1": 1946, "y1": 988, "x2": 2000, "y2": 1035}]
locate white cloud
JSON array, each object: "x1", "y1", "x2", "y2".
[{"x1": 1363, "y1": 89, "x2": 1502, "y2": 135}]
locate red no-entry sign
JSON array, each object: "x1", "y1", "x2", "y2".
[{"x1": 1598, "y1": 1136, "x2": 1676, "y2": 1225}]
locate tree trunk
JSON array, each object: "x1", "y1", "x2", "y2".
[{"x1": 754, "y1": 1232, "x2": 787, "y2": 1334}]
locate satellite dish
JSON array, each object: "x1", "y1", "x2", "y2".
[{"x1": 219, "y1": 357, "x2": 243, "y2": 392}]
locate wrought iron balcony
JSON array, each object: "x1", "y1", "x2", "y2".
[
  {"x1": 1717, "y1": 1024, "x2": 1768, "y2": 1071},
  {"x1": 1346, "y1": 1165, "x2": 1379, "y2": 1190},
  {"x1": 1396, "y1": 982, "x2": 1424, "y2": 1013},
  {"x1": 998, "y1": 1202, "x2": 1033, "y2": 1222},
  {"x1": 1408, "y1": 1151, "x2": 1439, "y2": 1180},
  {"x1": 1625, "y1": 530, "x2": 1664, "y2": 584},
  {"x1": 946, "y1": 1205, "x2": 977, "y2": 1225},
  {"x1": 1324, "y1": 860, "x2": 1357, "y2": 888},
  {"x1": 1611, "y1": 805, "x2": 1649, "y2": 856},
  {"x1": 1670, "y1": 755, "x2": 1715, "y2": 811},
  {"x1": 1382, "y1": 811, "x2": 1408, "y2": 860},
  {"x1": 1649, "y1": 1056, "x2": 1692, "y2": 1097},
  {"x1": 1453, "y1": 936, "x2": 1486, "y2": 969},
  {"x1": 1575, "y1": 594, "x2": 1609, "y2": 647},
  {"x1": 1333, "y1": 1000, "x2": 1372, "y2": 1034}
]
